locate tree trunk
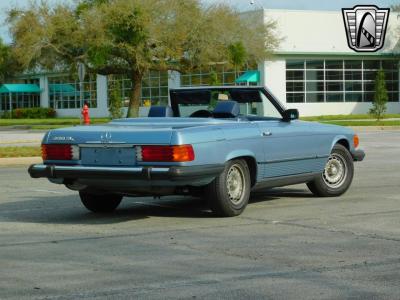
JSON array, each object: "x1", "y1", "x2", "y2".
[{"x1": 127, "y1": 71, "x2": 142, "y2": 118}]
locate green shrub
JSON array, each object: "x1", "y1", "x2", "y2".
[
  {"x1": 369, "y1": 69, "x2": 388, "y2": 121},
  {"x1": 1, "y1": 107, "x2": 57, "y2": 119}
]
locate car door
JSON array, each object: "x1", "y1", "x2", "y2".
[{"x1": 256, "y1": 91, "x2": 326, "y2": 178}]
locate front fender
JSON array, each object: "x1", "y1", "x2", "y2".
[{"x1": 331, "y1": 135, "x2": 353, "y2": 152}]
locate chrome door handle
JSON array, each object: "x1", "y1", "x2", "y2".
[{"x1": 262, "y1": 131, "x2": 272, "y2": 136}]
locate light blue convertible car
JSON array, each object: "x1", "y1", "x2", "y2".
[{"x1": 29, "y1": 87, "x2": 365, "y2": 217}]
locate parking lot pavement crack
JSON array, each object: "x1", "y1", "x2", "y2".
[
  {"x1": 276, "y1": 221, "x2": 400, "y2": 243},
  {"x1": 342, "y1": 209, "x2": 400, "y2": 217},
  {"x1": 0, "y1": 219, "x2": 263, "y2": 248},
  {"x1": 239, "y1": 216, "x2": 400, "y2": 243}
]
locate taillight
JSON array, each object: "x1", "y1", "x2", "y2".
[
  {"x1": 42, "y1": 144, "x2": 79, "y2": 161},
  {"x1": 353, "y1": 135, "x2": 359, "y2": 148},
  {"x1": 137, "y1": 145, "x2": 195, "y2": 162}
]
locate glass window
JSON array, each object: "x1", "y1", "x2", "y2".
[
  {"x1": 160, "y1": 74, "x2": 169, "y2": 86},
  {"x1": 326, "y1": 71, "x2": 343, "y2": 81},
  {"x1": 326, "y1": 82, "x2": 343, "y2": 92},
  {"x1": 364, "y1": 71, "x2": 378, "y2": 81},
  {"x1": 325, "y1": 61, "x2": 343, "y2": 69},
  {"x1": 306, "y1": 93, "x2": 324, "y2": 103},
  {"x1": 49, "y1": 76, "x2": 97, "y2": 109},
  {"x1": 286, "y1": 81, "x2": 304, "y2": 92},
  {"x1": 284, "y1": 59, "x2": 400, "y2": 104},
  {"x1": 141, "y1": 88, "x2": 150, "y2": 98},
  {"x1": 345, "y1": 93, "x2": 363, "y2": 102},
  {"x1": 345, "y1": 82, "x2": 362, "y2": 91},
  {"x1": 345, "y1": 71, "x2": 362, "y2": 80},
  {"x1": 286, "y1": 70, "x2": 304, "y2": 81},
  {"x1": 260, "y1": 92, "x2": 282, "y2": 119},
  {"x1": 386, "y1": 82, "x2": 398, "y2": 91},
  {"x1": 326, "y1": 93, "x2": 344, "y2": 102},
  {"x1": 383, "y1": 71, "x2": 399, "y2": 81},
  {"x1": 150, "y1": 77, "x2": 160, "y2": 87},
  {"x1": 287, "y1": 93, "x2": 304, "y2": 103},
  {"x1": 364, "y1": 82, "x2": 375, "y2": 92},
  {"x1": 306, "y1": 60, "x2": 324, "y2": 69},
  {"x1": 364, "y1": 60, "x2": 380, "y2": 69},
  {"x1": 382, "y1": 60, "x2": 398, "y2": 70},
  {"x1": 286, "y1": 60, "x2": 304, "y2": 69},
  {"x1": 306, "y1": 70, "x2": 324, "y2": 81},
  {"x1": 306, "y1": 81, "x2": 324, "y2": 92},
  {"x1": 345, "y1": 60, "x2": 362, "y2": 69},
  {"x1": 388, "y1": 92, "x2": 399, "y2": 102}
]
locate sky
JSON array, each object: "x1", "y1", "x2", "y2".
[{"x1": 1, "y1": 0, "x2": 399, "y2": 42}]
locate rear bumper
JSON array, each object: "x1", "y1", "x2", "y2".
[
  {"x1": 28, "y1": 164, "x2": 225, "y2": 182},
  {"x1": 351, "y1": 149, "x2": 365, "y2": 162}
]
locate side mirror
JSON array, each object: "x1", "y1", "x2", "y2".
[{"x1": 282, "y1": 109, "x2": 299, "y2": 121}]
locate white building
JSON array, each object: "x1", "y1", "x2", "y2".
[
  {"x1": 1, "y1": 8, "x2": 400, "y2": 117},
  {"x1": 259, "y1": 8, "x2": 400, "y2": 116}
]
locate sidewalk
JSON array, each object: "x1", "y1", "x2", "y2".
[
  {"x1": 0, "y1": 156, "x2": 41, "y2": 166},
  {"x1": 0, "y1": 130, "x2": 45, "y2": 147}
]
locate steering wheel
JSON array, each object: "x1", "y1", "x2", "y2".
[{"x1": 189, "y1": 110, "x2": 212, "y2": 118}]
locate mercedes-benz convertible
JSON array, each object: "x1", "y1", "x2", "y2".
[{"x1": 28, "y1": 86, "x2": 365, "y2": 217}]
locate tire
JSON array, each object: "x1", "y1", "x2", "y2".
[
  {"x1": 205, "y1": 159, "x2": 251, "y2": 217},
  {"x1": 307, "y1": 144, "x2": 354, "y2": 197},
  {"x1": 79, "y1": 191, "x2": 123, "y2": 213}
]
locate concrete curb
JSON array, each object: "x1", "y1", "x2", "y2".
[{"x1": 0, "y1": 157, "x2": 42, "y2": 166}]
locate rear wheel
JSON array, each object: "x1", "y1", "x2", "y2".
[
  {"x1": 307, "y1": 144, "x2": 354, "y2": 197},
  {"x1": 205, "y1": 159, "x2": 251, "y2": 217},
  {"x1": 79, "y1": 191, "x2": 123, "y2": 213}
]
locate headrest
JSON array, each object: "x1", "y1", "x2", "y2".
[
  {"x1": 213, "y1": 101, "x2": 240, "y2": 118},
  {"x1": 148, "y1": 106, "x2": 174, "y2": 117}
]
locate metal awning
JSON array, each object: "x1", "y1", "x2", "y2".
[
  {"x1": 49, "y1": 83, "x2": 77, "y2": 96},
  {"x1": 0, "y1": 84, "x2": 41, "y2": 94},
  {"x1": 235, "y1": 70, "x2": 260, "y2": 84}
]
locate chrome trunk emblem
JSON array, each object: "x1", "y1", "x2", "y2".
[{"x1": 100, "y1": 132, "x2": 112, "y2": 143}]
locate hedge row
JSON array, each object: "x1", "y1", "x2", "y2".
[{"x1": 1, "y1": 107, "x2": 57, "y2": 119}]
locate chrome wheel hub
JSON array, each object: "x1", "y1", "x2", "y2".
[
  {"x1": 323, "y1": 153, "x2": 347, "y2": 188},
  {"x1": 226, "y1": 164, "x2": 245, "y2": 204}
]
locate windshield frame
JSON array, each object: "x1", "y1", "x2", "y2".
[{"x1": 169, "y1": 87, "x2": 286, "y2": 118}]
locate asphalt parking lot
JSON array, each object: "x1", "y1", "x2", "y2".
[{"x1": 0, "y1": 130, "x2": 399, "y2": 299}]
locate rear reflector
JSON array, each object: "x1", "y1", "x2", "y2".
[
  {"x1": 137, "y1": 145, "x2": 195, "y2": 162},
  {"x1": 42, "y1": 144, "x2": 79, "y2": 161}
]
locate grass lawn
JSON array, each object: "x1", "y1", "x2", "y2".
[
  {"x1": 301, "y1": 114, "x2": 400, "y2": 121},
  {"x1": 317, "y1": 120, "x2": 400, "y2": 126},
  {"x1": 0, "y1": 146, "x2": 41, "y2": 158},
  {"x1": 0, "y1": 118, "x2": 110, "y2": 127}
]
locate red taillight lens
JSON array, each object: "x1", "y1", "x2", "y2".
[
  {"x1": 138, "y1": 145, "x2": 195, "y2": 162},
  {"x1": 42, "y1": 144, "x2": 76, "y2": 161}
]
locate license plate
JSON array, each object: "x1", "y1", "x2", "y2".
[{"x1": 81, "y1": 146, "x2": 136, "y2": 166}]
